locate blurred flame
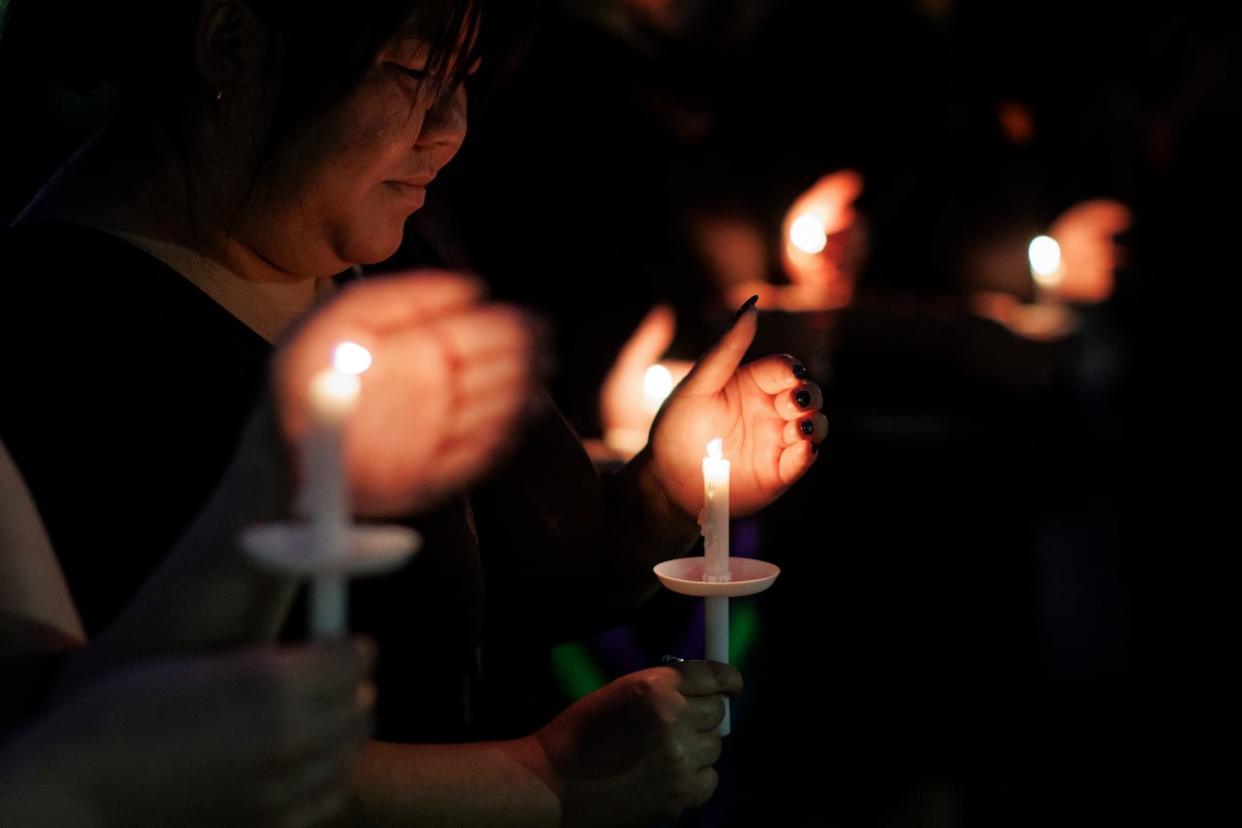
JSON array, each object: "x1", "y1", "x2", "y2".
[
  {"x1": 790, "y1": 214, "x2": 829, "y2": 255},
  {"x1": 643, "y1": 363, "x2": 674, "y2": 409},
  {"x1": 1028, "y1": 235, "x2": 1064, "y2": 287},
  {"x1": 707, "y1": 438, "x2": 723, "y2": 460},
  {"x1": 333, "y1": 341, "x2": 372, "y2": 376}
]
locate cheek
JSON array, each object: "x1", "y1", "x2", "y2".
[{"x1": 336, "y1": 91, "x2": 429, "y2": 184}]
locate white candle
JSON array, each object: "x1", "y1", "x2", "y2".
[
  {"x1": 301, "y1": 341, "x2": 370, "y2": 638},
  {"x1": 699, "y1": 438, "x2": 732, "y2": 736},
  {"x1": 701, "y1": 438, "x2": 731, "y2": 582}
]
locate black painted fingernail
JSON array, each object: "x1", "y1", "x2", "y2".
[
  {"x1": 732, "y1": 294, "x2": 759, "y2": 322},
  {"x1": 660, "y1": 654, "x2": 686, "y2": 665},
  {"x1": 800, "y1": 419, "x2": 815, "y2": 436},
  {"x1": 811, "y1": 442, "x2": 819, "y2": 455},
  {"x1": 794, "y1": 389, "x2": 811, "y2": 409},
  {"x1": 792, "y1": 363, "x2": 809, "y2": 380}
]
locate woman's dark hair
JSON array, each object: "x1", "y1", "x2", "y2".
[
  {"x1": 249, "y1": 1, "x2": 538, "y2": 148},
  {"x1": 0, "y1": 0, "x2": 537, "y2": 232},
  {"x1": 1, "y1": 0, "x2": 537, "y2": 171},
  {"x1": 4, "y1": 0, "x2": 535, "y2": 105}
]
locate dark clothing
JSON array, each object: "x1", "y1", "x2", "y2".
[
  {"x1": 0, "y1": 222, "x2": 269, "y2": 633},
  {"x1": 0, "y1": 221, "x2": 603, "y2": 741}
]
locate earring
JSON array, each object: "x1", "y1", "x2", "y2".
[{"x1": 215, "y1": 90, "x2": 224, "y2": 103}]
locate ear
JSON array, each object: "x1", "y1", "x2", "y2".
[{"x1": 195, "y1": 0, "x2": 267, "y2": 96}]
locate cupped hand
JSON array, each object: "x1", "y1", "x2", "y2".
[
  {"x1": 647, "y1": 301, "x2": 826, "y2": 519},
  {"x1": 600, "y1": 305, "x2": 692, "y2": 453},
  {"x1": 274, "y1": 271, "x2": 542, "y2": 517},
  {"x1": 781, "y1": 169, "x2": 866, "y2": 305},
  {"x1": 1047, "y1": 199, "x2": 1131, "y2": 303}
]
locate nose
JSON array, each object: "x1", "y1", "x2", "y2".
[{"x1": 418, "y1": 84, "x2": 468, "y2": 167}]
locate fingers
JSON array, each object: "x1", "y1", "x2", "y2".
[
  {"x1": 276, "y1": 638, "x2": 376, "y2": 707},
  {"x1": 673, "y1": 660, "x2": 744, "y2": 698},
  {"x1": 790, "y1": 169, "x2": 864, "y2": 236},
  {"x1": 327, "y1": 271, "x2": 485, "y2": 332},
  {"x1": 774, "y1": 382, "x2": 824, "y2": 420},
  {"x1": 428, "y1": 305, "x2": 538, "y2": 365},
  {"x1": 279, "y1": 272, "x2": 485, "y2": 377},
  {"x1": 456, "y1": 351, "x2": 536, "y2": 401},
  {"x1": 252, "y1": 639, "x2": 376, "y2": 761},
  {"x1": 422, "y1": 425, "x2": 520, "y2": 497},
  {"x1": 446, "y1": 374, "x2": 535, "y2": 445},
  {"x1": 816, "y1": 168, "x2": 864, "y2": 207},
  {"x1": 782, "y1": 412, "x2": 829, "y2": 446},
  {"x1": 616, "y1": 305, "x2": 677, "y2": 375},
  {"x1": 685, "y1": 768, "x2": 720, "y2": 810},
  {"x1": 1074, "y1": 199, "x2": 1132, "y2": 236},
  {"x1": 275, "y1": 700, "x2": 372, "y2": 767},
  {"x1": 778, "y1": 438, "x2": 818, "y2": 486},
  {"x1": 743, "y1": 353, "x2": 807, "y2": 395},
  {"x1": 683, "y1": 695, "x2": 728, "y2": 733},
  {"x1": 679, "y1": 299, "x2": 759, "y2": 395}
]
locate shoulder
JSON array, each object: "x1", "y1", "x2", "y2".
[
  {"x1": 2, "y1": 221, "x2": 198, "y2": 305},
  {"x1": 1, "y1": 221, "x2": 158, "y2": 280},
  {"x1": 0, "y1": 221, "x2": 267, "y2": 357}
]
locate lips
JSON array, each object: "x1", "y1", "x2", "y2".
[
  {"x1": 385, "y1": 180, "x2": 428, "y2": 206},
  {"x1": 390, "y1": 172, "x2": 437, "y2": 187}
]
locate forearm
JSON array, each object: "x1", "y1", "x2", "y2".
[{"x1": 351, "y1": 737, "x2": 561, "y2": 827}]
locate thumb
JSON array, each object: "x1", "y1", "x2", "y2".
[
  {"x1": 616, "y1": 305, "x2": 677, "y2": 375},
  {"x1": 680, "y1": 296, "x2": 758, "y2": 395}
]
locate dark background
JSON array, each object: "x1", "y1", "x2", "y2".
[{"x1": 2, "y1": 1, "x2": 1233, "y2": 825}]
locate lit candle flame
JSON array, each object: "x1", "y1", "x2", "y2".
[
  {"x1": 790, "y1": 214, "x2": 829, "y2": 255},
  {"x1": 333, "y1": 341, "x2": 372, "y2": 376},
  {"x1": 1028, "y1": 235, "x2": 1064, "y2": 288},
  {"x1": 643, "y1": 364, "x2": 674, "y2": 408},
  {"x1": 707, "y1": 438, "x2": 723, "y2": 460}
]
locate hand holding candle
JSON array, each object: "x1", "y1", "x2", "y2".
[
  {"x1": 655, "y1": 431, "x2": 782, "y2": 737},
  {"x1": 275, "y1": 271, "x2": 543, "y2": 517},
  {"x1": 646, "y1": 297, "x2": 827, "y2": 521},
  {"x1": 250, "y1": 271, "x2": 541, "y2": 636},
  {"x1": 700, "y1": 437, "x2": 732, "y2": 733},
  {"x1": 533, "y1": 660, "x2": 741, "y2": 823}
]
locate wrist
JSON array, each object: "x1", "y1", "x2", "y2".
[
  {"x1": 503, "y1": 734, "x2": 563, "y2": 827},
  {"x1": 623, "y1": 445, "x2": 698, "y2": 540}
]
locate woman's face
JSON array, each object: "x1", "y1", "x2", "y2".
[{"x1": 236, "y1": 34, "x2": 473, "y2": 278}]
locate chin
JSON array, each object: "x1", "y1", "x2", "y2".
[{"x1": 344, "y1": 223, "x2": 407, "y2": 267}]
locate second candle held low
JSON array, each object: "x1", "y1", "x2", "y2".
[{"x1": 700, "y1": 437, "x2": 732, "y2": 735}]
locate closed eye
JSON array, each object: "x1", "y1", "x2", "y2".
[{"x1": 398, "y1": 65, "x2": 431, "y2": 80}]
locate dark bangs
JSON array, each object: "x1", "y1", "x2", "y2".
[
  {"x1": 0, "y1": 1, "x2": 538, "y2": 137},
  {"x1": 256, "y1": 0, "x2": 538, "y2": 145}
]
